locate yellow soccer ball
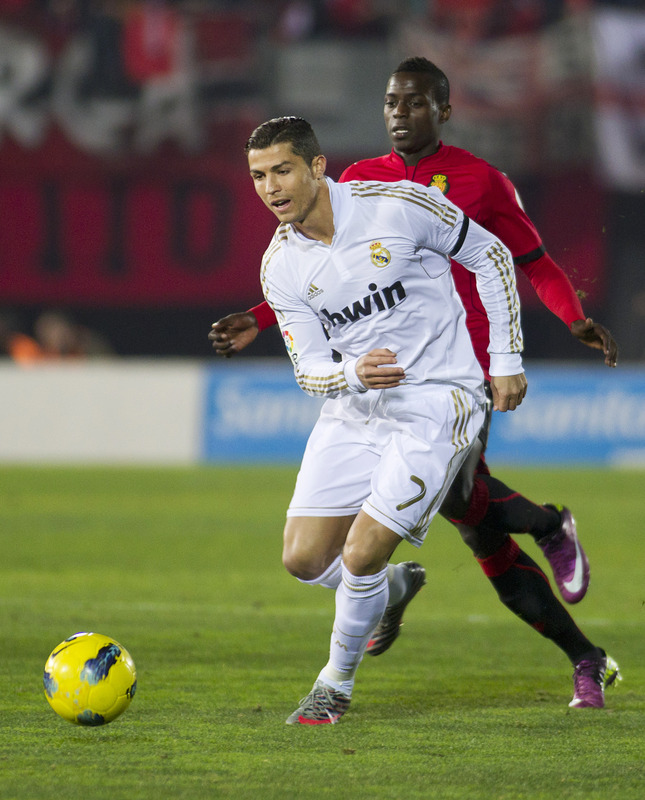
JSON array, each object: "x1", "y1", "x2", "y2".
[{"x1": 43, "y1": 632, "x2": 137, "y2": 726}]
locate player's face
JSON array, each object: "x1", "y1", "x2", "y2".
[
  {"x1": 384, "y1": 73, "x2": 451, "y2": 161},
  {"x1": 248, "y1": 143, "x2": 325, "y2": 225}
]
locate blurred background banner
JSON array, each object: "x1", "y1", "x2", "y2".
[
  {"x1": 1, "y1": 361, "x2": 644, "y2": 465},
  {"x1": 203, "y1": 362, "x2": 645, "y2": 467},
  {"x1": 485, "y1": 364, "x2": 645, "y2": 467},
  {"x1": 592, "y1": 6, "x2": 645, "y2": 193},
  {"x1": 202, "y1": 362, "x2": 323, "y2": 462},
  {"x1": 0, "y1": 142, "x2": 276, "y2": 306},
  {"x1": 397, "y1": 9, "x2": 593, "y2": 176},
  {"x1": 0, "y1": 0, "x2": 276, "y2": 356}
]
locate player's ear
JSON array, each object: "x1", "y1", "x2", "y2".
[
  {"x1": 311, "y1": 154, "x2": 327, "y2": 179},
  {"x1": 439, "y1": 104, "x2": 452, "y2": 124}
]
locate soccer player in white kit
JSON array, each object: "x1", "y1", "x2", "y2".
[{"x1": 247, "y1": 116, "x2": 527, "y2": 724}]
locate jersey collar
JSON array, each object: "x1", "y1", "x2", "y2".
[{"x1": 387, "y1": 142, "x2": 446, "y2": 175}]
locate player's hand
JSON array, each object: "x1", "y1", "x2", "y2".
[
  {"x1": 356, "y1": 348, "x2": 405, "y2": 389},
  {"x1": 490, "y1": 372, "x2": 527, "y2": 412},
  {"x1": 208, "y1": 312, "x2": 259, "y2": 357},
  {"x1": 570, "y1": 317, "x2": 618, "y2": 368}
]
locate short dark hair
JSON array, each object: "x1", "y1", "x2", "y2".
[
  {"x1": 392, "y1": 57, "x2": 450, "y2": 106},
  {"x1": 245, "y1": 116, "x2": 322, "y2": 165}
]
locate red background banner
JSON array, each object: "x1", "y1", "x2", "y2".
[
  {"x1": 0, "y1": 130, "x2": 606, "y2": 310},
  {"x1": 0, "y1": 129, "x2": 279, "y2": 308}
]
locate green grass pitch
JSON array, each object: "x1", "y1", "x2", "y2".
[{"x1": 0, "y1": 465, "x2": 643, "y2": 799}]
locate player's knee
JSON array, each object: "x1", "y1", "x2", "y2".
[
  {"x1": 455, "y1": 523, "x2": 485, "y2": 555},
  {"x1": 341, "y1": 546, "x2": 377, "y2": 576},
  {"x1": 282, "y1": 520, "x2": 317, "y2": 580},
  {"x1": 342, "y1": 533, "x2": 391, "y2": 576},
  {"x1": 282, "y1": 516, "x2": 351, "y2": 581},
  {"x1": 282, "y1": 549, "x2": 316, "y2": 581},
  {"x1": 456, "y1": 523, "x2": 507, "y2": 559},
  {"x1": 282, "y1": 543, "x2": 338, "y2": 582}
]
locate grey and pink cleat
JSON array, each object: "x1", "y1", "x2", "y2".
[
  {"x1": 286, "y1": 680, "x2": 351, "y2": 725},
  {"x1": 366, "y1": 562, "x2": 426, "y2": 656}
]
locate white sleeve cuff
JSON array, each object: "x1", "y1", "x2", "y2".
[
  {"x1": 488, "y1": 353, "x2": 524, "y2": 377},
  {"x1": 343, "y1": 357, "x2": 369, "y2": 393}
]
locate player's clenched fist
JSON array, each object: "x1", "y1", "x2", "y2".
[{"x1": 490, "y1": 372, "x2": 527, "y2": 412}]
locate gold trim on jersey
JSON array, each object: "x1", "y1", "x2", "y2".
[
  {"x1": 486, "y1": 241, "x2": 523, "y2": 353},
  {"x1": 260, "y1": 226, "x2": 290, "y2": 307},
  {"x1": 351, "y1": 182, "x2": 459, "y2": 228},
  {"x1": 296, "y1": 369, "x2": 348, "y2": 396},
  {"x1": 450, "y1": 388, "x2": 475, "y2": 453},
  {"x1": 408, "y1": 395, "x2": 475, "y2": 541},
  {"x1": 409, "y1": 489, "x2": 442, "y2": 540},
  {"x1": 260, "y1": 245, "x2": 282, "y2": 284},
  {"x1": 363, "y1": 498, "x2": 410, "y2": 532}
]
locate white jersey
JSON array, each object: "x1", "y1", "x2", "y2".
[{"x1": 260, "y1": 178, "x2": 523, "y2": 401}]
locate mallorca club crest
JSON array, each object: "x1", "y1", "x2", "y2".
[
  {"x1": 369, "y1": 241, "x2": 391, "y2": 268},
  {"x1": 428, "y1": 174, "x2": 450, "y2": 194}
]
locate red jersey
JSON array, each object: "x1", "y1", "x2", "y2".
[
  {"x1": 251, "y1": 143, "x2": 585, "y2": 377},
  {"x1": 339, "y1": 145, "x2": 584, "y2": 376}
]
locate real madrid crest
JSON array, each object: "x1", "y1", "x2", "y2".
[
  {"x1": 429, "y1": 174, "x2": 449, "y2": 194},
  {"x1": 370, "y1": 241, "x2": 391, "y2": 268}
]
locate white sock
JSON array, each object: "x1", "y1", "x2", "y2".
[
  {"x1": 299, "y1": 557, "x2": 404, "y2": 599},
  {"x1": 297, "y1": 554, "x2": 342, "y2": 589},
  {"x1": 316, "y1": 664, "x2": 356, "y2": 697},
  {"x1": 321, "y1": 562, "x2": 389, "y2": 692},
  {"x1": 385, "y1": 562, "x2": 409, "y2": 606}
]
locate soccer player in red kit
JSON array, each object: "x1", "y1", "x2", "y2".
[{"x1": 210, "y1": 58, "x2": 620, "y2": 707}]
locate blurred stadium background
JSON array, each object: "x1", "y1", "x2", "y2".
[{"x1": 0, "y1": 0, "x2": 644, "y2": 465}]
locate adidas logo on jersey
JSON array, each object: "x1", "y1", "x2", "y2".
[
  {"x1": 307, "y1": 283, "x2": 323, "y2": 300},
  {"x1": 321, "y1": 281, "x2": 406, "y2": 329}
]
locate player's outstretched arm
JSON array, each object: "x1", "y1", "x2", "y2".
[
  {"x1": 490, "y1": 373, "x2": 527, "y2": 412},
  {"x1": 208, "y1": 312, "x2": 259, "y2": 358},
  {"x1": 570, "y1": 318, "x2": 618, "y2": 368}
]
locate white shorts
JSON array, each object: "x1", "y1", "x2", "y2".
[{"x1": 287, "y1": 383, "x2": 485, "y2": 547}]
